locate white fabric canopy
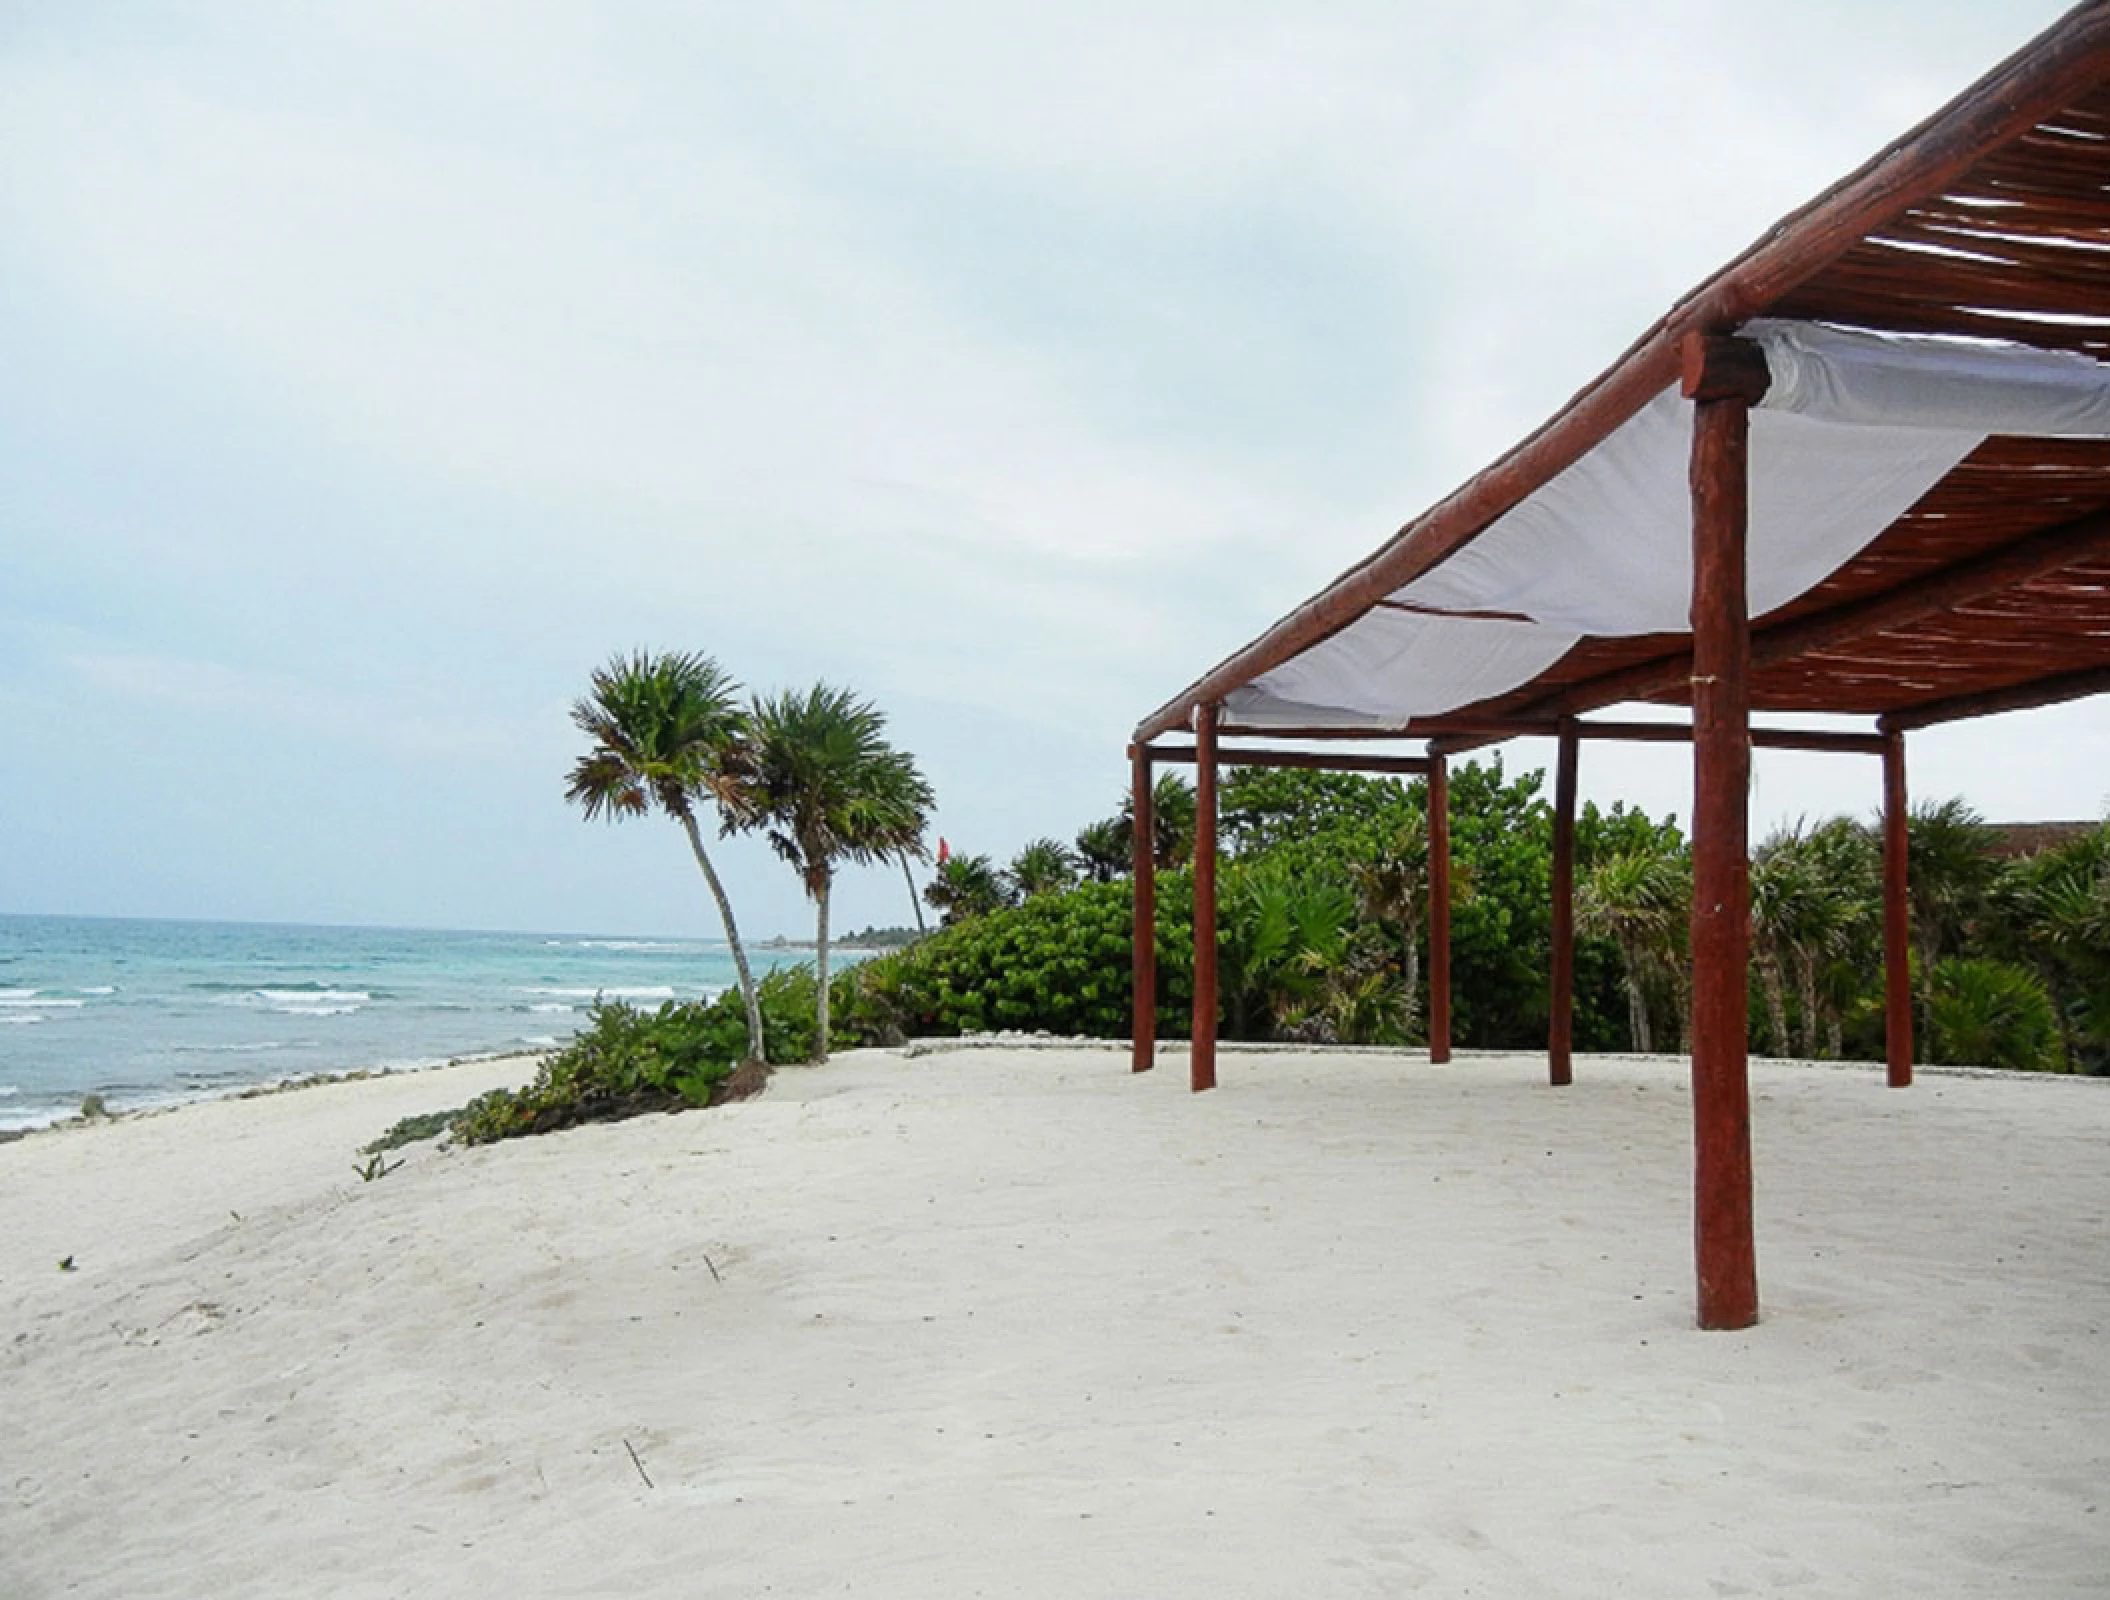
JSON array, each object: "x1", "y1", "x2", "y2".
[{"x1": 1224, "y1": 321, "x2": 2110, "y2": 731}]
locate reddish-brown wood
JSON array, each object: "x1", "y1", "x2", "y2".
[
  {"x1": 1882, "y1": 731, "x2": 1915, "y2": 1090},
  {"x1": 1876, "y1": 661, "x2": 2110, "y2": 731},
  {"x1": 1149, "y1": 746, "x2": 1433, "y2": 777},
  {"x1": 1548, "y1": 719, "x2": 1579, "y2": 1087},
  {"x1": 1415, "y1": 717, "x2": 1562, "y2": 740},
  {"x1": 1568, "y1": 720, "x2": 1889, "y2": 754},
  {"x1": 1421, "y1": 735, "x2": 1491, "y2": 760},
  {"x1": 1688, "y1": 379, "x2": 1760, "y2": 1332},
  {"x1": 1212, "y1": 724, "x2": 1423, "y2": 741},
  {"x1": 1130, "y1": 745, "x2": 1156, "y2": 1075},
  {"x1": 1192, "y1": 704, "x2": 1220, "y2": 1094},
  {"x1": 1436, "y1": 718, "x2": 1892, "y2": 756},
  {"x1": 1681, "y1": 335, "x2": 1772, "y2": 403},
  {"x1": 1428, "y1": 755, "x2": 1452, "y2": 1065}
]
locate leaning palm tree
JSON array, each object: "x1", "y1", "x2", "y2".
[
  {"x1": 563, "y1": 651, "x2": 767, "y2": 1066},
  {"x1": 744, "y1": 684, "x2": 934, "y2": 1060}
]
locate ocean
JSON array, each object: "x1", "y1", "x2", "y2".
[{"x1": 0, "y1": 914, "x2": 816, "y2": 1132}]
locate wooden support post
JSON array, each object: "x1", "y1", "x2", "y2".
[
  {"x1": 1882, "y1": 731, "x2": 1914, "y2": 1089},
  {"x1": 1549, "y1": 718, "x2": 1579, "y2": 1087},
  {"x1": 1131, "y1": 745, "x2": 1156, "y2": 1074},
  {"x1": 1686, "y1": 339, "x2": 1760, "y2": 1332},
  {"x1": 1428, "y1": 755, "x2": 1452, "y2": 1065},
  {"x1": 1192, "y1": 703, "x2": 1220, "y2": 1093}
]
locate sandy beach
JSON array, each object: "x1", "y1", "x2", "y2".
[{"x1": 4, "y1": 1044, "x2": 2106, "y2": 1598}]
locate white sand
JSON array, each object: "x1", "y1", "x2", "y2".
[{"x1": 3, "y1": 1045, "x2": 2106, "y2": 1598}]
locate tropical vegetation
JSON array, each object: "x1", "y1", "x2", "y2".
[
  {"x1": 564, "y1": 651, "x2": 769, "y2": 1065},
  {"x1": 841, "y1": 764, "x2": 2108, "y2": 1077},
  {"x1": 743, "y1": 684, "x2": 933, "y2": 1061},
  {"x1": 529, "y1": 659, "x2": 2104, "y2": 1151}
]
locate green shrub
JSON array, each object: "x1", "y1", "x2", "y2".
[
  {"x1": 832, "y1": 877, "x2": 1190, "y2": 1044},
  {"x1": 1926, "y1": 956, "x2": 2066, "y2": 1073},
  {"x1": 364, "y1": 1109, "x2": 457, "y2": 1153},
  {"x1": 452, "y1": 967, "x2": 823, "y2": 1145}
]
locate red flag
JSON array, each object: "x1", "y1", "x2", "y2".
[{"x1": 937, "y1": 837, "x2": 951, "y2": 865}]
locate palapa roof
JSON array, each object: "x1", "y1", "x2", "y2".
[{"x1": 1135, "y1": 2, "x2": 2110, "y2": 747}]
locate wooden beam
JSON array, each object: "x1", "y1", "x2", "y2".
[
  {"x1": 1148, "y1": 745, "x2": 1433, "y2": 777},
  {"x1": 1133, "y1": 3, "x2": 2110, "y2": 746},
  {"x1": 1192, "y1": 704, "x2": 1220, "y2": 1094},
  {"x1": 1882, "y1": 731, "x2": 1914, "y2": 1090},
  {"x1": 1750, "y1": 729, "x2": 1887, "y2": 756},
  {"x1": 1213, "y1": 725, "x2": 1416, "y2": 741},
  {"x1": 1876, "y1": 662, "x2": 2110, "y2": 731},
  {"x1": 1681, "y1": 334, "x2": 1772, "y2": 404},
  {"x1": 1428, "y1": 755, "x2": 1452, "y2": 1065},
  {"x1": 1535, "y1": 507, "x2": 2110, "y2": 721},
  {"x1": 1568, "y1": 719, "x2": 1888, "y2": 755},
  {"x1": 1688, "y1": 376, "x2": 1760, "y2": 1332},
  {"x1": 1548, "y1": 719, "x2": 1579, "y2": 1088},
  {"x1": 1130, "y1": 744, "x2": 1156, "y2": 1075},
  {"x1": 1422, "y1": 718, "x2": 1564, "y2": 758}
]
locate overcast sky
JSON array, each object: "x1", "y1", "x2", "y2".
[{"x1": 3, "y1": 1, "x2": 2100, "y2": 940}]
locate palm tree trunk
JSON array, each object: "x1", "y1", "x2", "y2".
[
  {"x1": 900, "y1": 851, "x2": 927, "y2": 935},
  {"x1": 680, "y1": 811, "x2": 767, "y2": 1064},
  {"x1": 1627, "y1": 976, "x2": 1652, "y2": 1053},
  {"x1": 1796, "y1": 951, "x2": 1823, "y2": 1058},
  {"x1": 1618, "y1": 937, "x2": 1653, "y2": 1053},
  {"x1": 813, "y1": 877, "x2": 832, "y2": 1062},
  {"x1": 1400, "y1": 921, "x2": 1422, "y2": 1042},
  {"x1": 1759, "y1": 955, "x2": 1791, "y2": 1058}
]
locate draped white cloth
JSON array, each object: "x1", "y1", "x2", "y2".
[{"x1": 1223, "y1": 321, "x2": 2110, "y2": 731}]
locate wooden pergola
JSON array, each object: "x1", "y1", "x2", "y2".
[{"x1": 1128, "y1": 2, "x2": 2110, "y2": 1330}]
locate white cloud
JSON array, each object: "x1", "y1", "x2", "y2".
[{"x1": 0, "y1": 0, "x2": 2093, "y2": 932}]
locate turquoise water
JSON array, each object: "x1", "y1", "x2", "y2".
[{"x1": 0, "y1": 915, "x2": 811, "y2": 1131}]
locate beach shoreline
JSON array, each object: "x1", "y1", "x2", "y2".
[
  {"x1": 0, "y1": 1048, "x2": 553, "y2": 1146},
  {"x1": 5, "y1": 1045, "x2": 2106, "y2": 1597}
]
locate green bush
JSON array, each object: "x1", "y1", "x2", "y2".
[
  {"x1": 1926, "y1": 956, "x2": 2066, "y2": 1073},
  {"x1": 832, "y1": 877, "x2": 1191, "y2": 1044},
  {"x1": 363, "y1": 1109, "x2": 457, "y2": 1153},
  {"x1": 452, "y1": 966, "x2": 822, "y2": 1145}
]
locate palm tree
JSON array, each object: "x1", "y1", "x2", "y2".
[
  {"x1": 925, "y1": 853, "x2": 1011, "y2": 925},
  {"x1": 743, "y1": 684, "x2": 934, "y2": 1061},
  {"x1": 1218, "y1": 861, "x2": 1355, "y2": 1039},
  {"x1": 564, "y1": 651, "x2": 766, "y2": 1066},
  {"x1": 1073, "y1": 818, "x2": 1129, "y2": 884},
  {"x1": 1576, "y1": 845, "x2": 1689, "y2": 1053},
  {"x1": 1989, "y1": 821, "x2": 2110, "y2": 1071},
  {"x1": 1119, "y1": 773, "x2": 1198, "y2": 871},
  {"x1": 1009, "y1": 838, "x2": 1079, "y2": 899},
  {"x1": 897, "y1": 851, "x2": 929, "y2": 936},
  {"x1": 1926, "y1": 956, "x2": 2065, "y2": 1072},
  {"x1": 1749, "y1": 820, "x2": 1872, "y2": 1058},
  {"x1": 1906, "y1": 798, "x2": 1999, "y2": 981},
  {"x1": 1348, "y1": 818, "x2": 1431, "y2": 1039}
]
